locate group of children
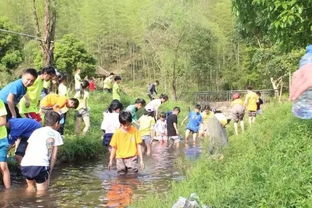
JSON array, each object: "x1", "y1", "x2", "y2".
[
  {"x1": 230, "y1": 87, "x2": 263, "y2": 135},
  {"x1": 0, "y1": 67, "x2": 265, "y2": 193},
  {"x1": 0, "y1": 67, "x2": 98, "y2": 192}
]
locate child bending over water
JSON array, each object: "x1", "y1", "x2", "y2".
[{"x1": 21, "y1": 111, "x2": 63, "y2": 193}]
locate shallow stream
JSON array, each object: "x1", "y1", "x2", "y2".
[{"x1": 0, "y1": 143, "x2": 201, "y2": 207}]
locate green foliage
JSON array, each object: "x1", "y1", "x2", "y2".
[
  {"x1": 233, "y1": 0, "x2": 312, "y2": 51},
  {"x1": 135, "y1": 102, "x2": 312, "y2": 207},
  {"x1": 0, "y1": 16, "x2": 23, "y2": 73},
  {"x1": 54, "y1": 34, "x2": 97, "y2": 77}
]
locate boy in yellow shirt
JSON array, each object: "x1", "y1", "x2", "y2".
[
  {"x1": 231, "y1": 93, "x2": 245, "y2": 135},
  {"x1": 108, "y1": 111, "x2": 144, "y2": 175},
  {"x1": 40, "y1": 94, "x2": 79, "y2": 114},
  {"x1": 244, "y1": 86, "x2": 259, "y2": 126}
]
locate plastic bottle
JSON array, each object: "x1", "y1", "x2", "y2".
[{"x1": 292, "y1": 45, "x2": 312, "y2": 119}]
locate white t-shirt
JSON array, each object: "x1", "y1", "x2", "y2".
[
  {"x1": 58, "y1": 83, "x2": 68, "y2": 97},
  {"x1": 154, "y1": 119, "x2": 167, "y2": 134},
  {"x1": 21, "y1": 126, "x2": 63, "y2": 167},
  {"x1": 101, "y1": 112, "x2": 120, "y2": 133},
  {"x1": 145, "y1": 99, "x2": 161, "y2": 112},
  {"x1": 74, "y1": 73, "x2": 81, "y2": 90}
]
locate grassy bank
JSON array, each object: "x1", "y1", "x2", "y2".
[{"x1": 135, "y1": 102, "x2": 312, "y2": 207}]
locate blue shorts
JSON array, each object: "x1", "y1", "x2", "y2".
[
  {"x1": 0, "y1": 138, "x2": 9, "y2": 162},
  {"x1": 21, "y1": 166, "x2": 50, "y2": 184},
  {"x1": 103, "y1": 133, "x2": 113, "y2": 147}
]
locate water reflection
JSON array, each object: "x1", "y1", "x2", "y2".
[{"x1": 0, "y1": 142, "x2": 194, "y2": 207}]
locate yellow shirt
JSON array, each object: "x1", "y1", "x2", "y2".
[
  {"x1": 43, "y1": 80, "x2": 51, "y2": 89},
  {"x1": 110, "y1": 126, "x2": 142, "y2": 158},
  {"x1": 138, "y1": 115, "x2": 155, "y2": 136},
  {"x1": 112, "y1": 82, "x2": 121, "y2": 101},
  {"x1": 103, "y1": 76, "x2": 113, "y2": 89},
  {"x1": 40, "y1": 94, "x2": 68, "y2": 112},
  {"x1": 0, "y1": 100, "x2": 7, "y2": 139},
  {"x1": 231, "y1": 98, "x2": 244, "y2": 106},
  {"x1": 245, "y1": 91, "x2": 259, "y2": 111},
  {"x1": 19, "y1": 77, "x2": 44, "y2": 113},
  {"x1": 201, "y1": 111, "x2": 214, "y2": 125}
]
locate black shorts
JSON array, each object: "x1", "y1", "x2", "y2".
[
  {"x1": 21, "y1": 166, "x2": 50, "y2": 184},
  {"x1": 186, "y1": 128, "x2": 198, "y2": 134},
  {"x1": 103, "y1": 133, "x2": 113, "y2": 147},
  {"x1": 15, "y1": 137, "x2": 28, "y2": 157}
]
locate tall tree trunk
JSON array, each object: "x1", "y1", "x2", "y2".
[{"x1": 32, "y1": 0, "x2": 56, "y2": 67}]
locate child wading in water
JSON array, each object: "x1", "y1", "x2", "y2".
[
  {"x1": 167, "y1": 107, "x2": 181, "y2": 148},
  {"x1": 75, "y1": 80, "x2": 90, "y2": 136},
  {"x1": 144, "y1": 94, "x2": 168, "y2": 118},
  {"x1": 230, "y1": 93, "x2": 245, "y2": 135},
  {"x1": 153, "y1": 112, "x2": 167, "y2": 144},
  {"x1": 101, "y1": 100, "x2": 123, "y2": 149},
  {"x1": 199, "y1": 105, "x2": 214, "y2": 138},
  {"x1": 21, "y1": 111, "x2": 63, "y2": 193},
  {"x1": 138, "y1": 111, "x2": 155, "y2": 156},
  {"x1": 108, "y1": 111, "x2": 144, "y2": 175},
  {"x1": 182, "y1": 104, "x2": 203, "y2": 146}
]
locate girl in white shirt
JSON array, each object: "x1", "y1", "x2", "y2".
[{"x1": 101, "y1": 100, "x2": 123, "y2": 149}]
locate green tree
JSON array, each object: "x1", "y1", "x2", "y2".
[
  {"x1": 233, "y1": 0, "x2": 312, "y2": 51},
  {"x1": 0, "y1": 17, "x2": 23, "y2": 73},
  {"x1": 54, "y1": 34, "x2": 96, "y2": 77}
]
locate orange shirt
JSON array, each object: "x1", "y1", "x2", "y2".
[
  {"x1": 110, "y1": 126, "x2": 142, "y2": 158},
  {"x1": 40, "y1": 94, "x2": 68, "y2": 112}
]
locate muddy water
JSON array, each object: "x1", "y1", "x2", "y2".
[{"x1": 0, "y1": 144, "x2": 201, "y2": 207}]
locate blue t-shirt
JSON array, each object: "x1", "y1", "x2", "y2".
[
  {"x1": 0, "y1": 79, "x2": 26, "y2": 105},
  {"x1": 8, "y1": 118, "x2": 41, "y2": 145},
  {"x1": 186, "y1": 112, "x2": 202, "y2": 132}
]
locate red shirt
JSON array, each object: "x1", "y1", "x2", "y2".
[{"x1": 89, "y1": 80, "x2": 96, "y2": 91}]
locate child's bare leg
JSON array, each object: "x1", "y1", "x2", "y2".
[
  {"x1": 36, "y1": 180, "x2": 49, "y2": 193},
  {"x1": 25, "y1": 179, "x2": 36, "y2": 192},
  {"x1": 75, "y1": 117, "x2": 82, "y2": 134},
  {"x1": 82, "y1": 115, "x2": 90, "y2": 135},
  {"x1": 192, "y1": 133, "x2": 197, "y2": 145},
  {"x1": 145, "y1": 140, "x2": 151, "y2": 156},
  {"x1": 248, "y1": 117, "x2": 252, "y2": 126},
  {"x1": 185, "y1": 129, "x2": 191, "y2": 146},
  {"x1": 175, "y1": 140, "x2": 180, "y2": 149},
  {"x1": 252, "y1": 117, "x2": 256, "y2": 123},
  {"x1": 234, "y1": 122, "x2": 238, "y2": 135},
  {"x1": 240, "y1": 120, "x2": 245, "y2": 132},
  {"x1": 0, "y1": 162, "x2": 10, "y2": 189}
]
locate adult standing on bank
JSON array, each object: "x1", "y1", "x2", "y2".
[
  {"x1": 147, "y1": 80, "x2": 159, "y2": 100},
  {"x1": 74, "y1": 69, "x2": 82, "y2": 96},
  {"x1": 0, "y1": 68, "x2": 38, "y2": 119},
  {"x1": 103, "y1": 73, "x2": 115, "y2": 93}
]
